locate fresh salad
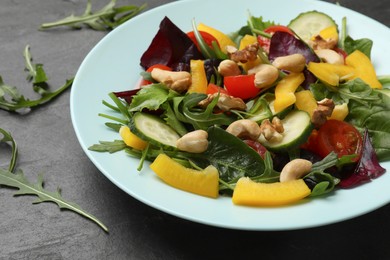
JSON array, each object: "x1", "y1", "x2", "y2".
[{"x1": 89, "y1": 10, "x2": 390, "y2": 206}]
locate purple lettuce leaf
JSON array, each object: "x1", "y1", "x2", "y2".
[
  {"x1": 140, "y1": 16, "x2": 203, "y2": 71},
  {"x1": 268, "y1": 31, "x2": 320, "y2": 63},
  {"x1": 339, "y1": 129, "x2": 386, "y2": 188},
  {"x1": 268, "y1": 31, "x2": 320, "y2": 88}
]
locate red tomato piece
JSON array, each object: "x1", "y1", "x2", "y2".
[
  {"x1": 206, "y1": 83, "x2": 229, "y2": 95},
  {"x1": 265, "y1": 25, "x2": 294, "y2": 35},
  {"x1": 316, "y1": 120, "x2": 363, "y2": 161},
  {"x1": 139, "y1": 64, "x2": 172, "y2": 86},
  {"x1": 300, "y1": 129, "x2": 319, "y2": 153},
  {"x1": 243, "y1": 140, "x2": 267, "y2": 159},
  {"x1": 186, "y1": 31, "x2": 220, "y2": 51},
  {"x1": 224, "y1": 74, "x2": 260, "y2": 100}
]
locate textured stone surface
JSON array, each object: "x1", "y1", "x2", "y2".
[{"x1": 1, "y1": 0, "x2": 390, "y2": 259}]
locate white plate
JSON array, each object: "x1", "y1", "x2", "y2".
[{"x1": 70, "y1": 0, "x2": 390, "y2": 230}]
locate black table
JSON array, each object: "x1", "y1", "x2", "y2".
[{"x1": 1, "y1": 0, "x2": 389, "y2": 259}]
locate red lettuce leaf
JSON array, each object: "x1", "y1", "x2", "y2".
[
  {"x1": 339, "y1": 129, "x2": 386, "y2": 188},
  {"x1": 114, "y1": 89, "x2": 140, "y2": 104},
  {"x1": 268, "y1": 31, "x2": 320, "y2": 63},
  {"x1": 268, "y1": 31, "x2": 320, "y2": 88},
  {"x1": 140, "y1": 16, "x2": 203, "y2": 71}
]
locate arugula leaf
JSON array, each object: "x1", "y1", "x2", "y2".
[
  {"x1": 0, "y1": 77, "x2": 73, "y2": 113},
  {"x1": 129, "y1": 84, "x2": 172, "y2": 112},
  {"x1": 0, "y1": 169, "x2": 108, "y2": 232},
  {"x1": 162, "y1": 102, "x2": 188, "y2": 136},
  {"x1": 347, "y1": 91, "x2": 390, "y2": 161},
  {"x1": 343, "y1": 36, "x2": 373, "y2": 58},
  {"x1": 0, "y1": 46, "x2": 73, "y2": 113},
  {"x1": 0, "y1": 128, "x2": 18, "y2": 172},
  {"x1": 88, "y1": 140, "x2": 127, "y2": 153},
  {"x1": 174, "y1": 93, "x2": 236, "y2": 130},
  {"x1": 24, "y1": 45, "x2": 48, "y2": 84},
  {"x1": 0, "y1": 128, "x2": 108, "y2": 232},
  {"x1": 40, "y1": 0, "x2": 146, "y2": 31},
  {"x1": 243, "y1": 12, "x2": 275, "y2": 37},
  {"x1": 304, "y1": 152, "x2": 340, "y2": 197},
  {"x1": 310, "y1": 78, "x2": 380, "y2": 105}
]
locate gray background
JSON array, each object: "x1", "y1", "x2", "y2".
[{"x1": 1, "y1": 0, "x2": 389, "y2": 259}]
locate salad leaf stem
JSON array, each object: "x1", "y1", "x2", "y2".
[
  {"x1": 0, "y1": 77, "x2": 73, "y2": 113},
  {"x1": 98, "y1": 113, "x2": 128, "y2": 125},
  {"x1": 340, "y1": 17, "x2": 347, "y2": 49},
  {"x1": 40, "y1": 0, "x2": 146, "y2": 31}
]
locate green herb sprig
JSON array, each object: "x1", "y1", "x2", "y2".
[
  {"x1": 0, "y1": 45, "x2": 73, "y2": 113},
  {"x1": 0, "y1": 128, "x2": 108, "y2": 232},
  {"x1": 40, "y1": 0, "x2": 146, "y2": 31}
]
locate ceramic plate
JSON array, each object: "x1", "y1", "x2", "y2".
[{"x1": 70, "y1": 0, "x2": 390, "y2": 230}]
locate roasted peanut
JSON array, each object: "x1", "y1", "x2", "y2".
[
  {"x1": 151, "y1": 68, "x2": 191, "y2": 93},
  {"x1": 250, "y1": 64, "x2": 279, "y2": 89},
  {"x1": 315, "y1": 49, "x2": 344, "y2": 65},
  {"x1": 279, "y1": 159, "x2": 312, "y2": 182},
  {"x1": 176, "y1": 130, "x2": 208, "y2": 153},
  {"x1": 218, "y1": 60, "x2": 241, "y2": 77},
  {"x1": 271, "y1": 54, "x2": 306, "y2": 73},
  {"x1": 226, "y1": 119, "x2": 261, "y2": 140}
]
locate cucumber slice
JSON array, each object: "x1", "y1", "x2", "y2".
[
  {"x1": 288, "y1": 11, "x2": 337, "y2": 42},
  {"x1": 130, "y1": 112, "x2": 180, "y2": 149},
  {"x1": 258, "y1": 110, "x2": 313, "y2": 152}
]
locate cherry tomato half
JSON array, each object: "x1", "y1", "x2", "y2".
[
  {"x1": 316, "y1": 120, "x2": 363, "y2": 161},
  {"x1": 257, "y1": 25, "x2": 294, "y2": 53},
  {"x1": 139, "y1": 64, "x2": 172, "y2": 86},
  {"x1": 243, "y1": 140, "x2": 267, "y2": 159},
  {"x1": 187, "y1": 31, "x2": 220, "y2": 51},
  {"x1": 206, "y1": 83, "x2": 229, "y2": 95},
  {"x1": 224, "y1": 74, "x2": 260, "y2": 100}
]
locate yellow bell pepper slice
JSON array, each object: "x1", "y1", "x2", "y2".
[
  {"x1": 119, "y1": 125, "x2": 148, "y2": 150},
  {"x1": 150, "y1": 153, "x2": 219, "y2": 198},
  {"x1": 188, "y1": 60, "x2": 208, "y2": 93},
  {"x1": 197, "y1": 23, "x2": 236, "y2": 53},
  {"x1": 307, "y1": 62, "x2": 355, "y2": 86},
  {"x1": 328, "y1": 103, "x2": 349, "y2": 121},
  {"x1": 312, "y1": 25, "x2": 338, "y2": 43},
  {"x1": 232, "y1": 177, "x2": 311, "y2": 206},
  {"x1": 295, "y1": 90, "x2": 318, "y2": 117},
  {"x1": 273, "y1": 73, "x2": 305, "y2": 113},
  {"x1": 345, "y1": 50, "x2": 382, "y2": 89}
]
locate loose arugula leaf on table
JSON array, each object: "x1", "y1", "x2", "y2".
[
  {"x1": 0, "y1": 128, "x2": 18, "y2": 173},
  {"x1": 40, "y1": 0, "x2": 146, "y2": 31},
  {"x1": 0, "y1": 46, "x2": 73, "y2": 113},
  {"x1": 24, "y1": 45, "x2": 48, "y2": 84},
  {"x1": 0, "y1": 128, "x2": 108, "y2": 232}
]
